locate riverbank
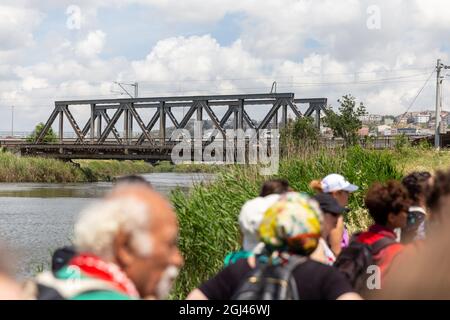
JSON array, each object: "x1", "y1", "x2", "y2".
[{"x1": 0, "y1": 151, "x2": 218, "y2": 183}]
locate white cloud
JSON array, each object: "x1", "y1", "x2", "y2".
[
  {"x1": 2, "y1": 0, "x2": 450, "y2": 131},
  {"x1": 0, "y1": 5, "x2": 42, "y2": 51},
  {"x1": 128, "y1": 35, "x2": 265, "y2": 94},
  {"x1": 412, "y1": 0, "x2": 450, "y2": 29},
  {"x1": 75, "y1": 30, "x2": 106, "y2": 58}
]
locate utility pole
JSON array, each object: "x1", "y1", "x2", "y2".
[
  {"x1": 435, "y1": 59, "x2": 450, "y2": 149},
  {"x1": 134, "y1": 82, "x2": 138, "y2": 98}
]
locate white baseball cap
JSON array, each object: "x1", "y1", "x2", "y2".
[
  {"x1": 321, "y1": 174, "x2": 359, "y2": 193},
  {"x1": 238, "y1": 194, "x2": 281, "y2": 252}
]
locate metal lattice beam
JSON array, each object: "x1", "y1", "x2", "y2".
[{"x1": 31, "y1": 93, "x2": 327, "y2": 160}]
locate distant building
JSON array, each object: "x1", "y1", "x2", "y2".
[
  {"x1": 396, "y1": 116, "x2": 408, "y2": 125},
  {"x1": 413, "y1": 113, "x2": 431, "y2": 124},
  {"x1": 359, "y1": 114, "x2": 383, "y2": 124},
  {"x1": 416, "y1": 128, "x2": 434, "y2": 136},
  {"x1": 398, "y1": 128, "x2": 417, "y2": 135},
  {"x1": 384, "y1": 118, "x2": 394, "y2": 125},
  {"x1": 358, "y1": 126, "x2": 369, "y2": 136},
  {"x1": 377, "y1": 125, "x2": 392, "y2": 136},
  {"x1": 359, "y1": 115, "x2": 370, "y2": 123}
]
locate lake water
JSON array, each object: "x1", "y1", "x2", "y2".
[{"x1": 0, "y1": 172, "x2": 214, "y2": 278}]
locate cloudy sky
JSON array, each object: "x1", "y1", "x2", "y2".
[{"x1": 1, "y1": 0, "x2": 450, "y2": 132}]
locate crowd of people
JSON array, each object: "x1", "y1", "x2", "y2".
[{"x1": 0, "y1": 169, "x2": 449, "y2": 300}]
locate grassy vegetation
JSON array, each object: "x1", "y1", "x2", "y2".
[
  {"x1": 0, "y1": 150, "x2": 221, "y2": 183},
  {"x1": 170, "y1": 146, "x2": 404, "y2": 299},
  {"x1": 76, "y1": 159, "x2": 154, "y2": 182},
  {"x1": 390, "y1": 147, "x2": 450, "y2": 174},
  {"x1": 0, "y1": 151, "x2": 153, "y2": 183},
  {"x1": 170, "y1": 144, "x2": 450, "y2": 299},
  {"x1": 0, "y1": 151, "x2": 85, "y2": 183}
]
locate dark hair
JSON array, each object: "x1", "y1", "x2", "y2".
[
  {"x1": 402, "y1": 172, "x2": 431, "y2": 204},
  {"x1": 260, "y1": 179, "x2": 290, "y2": 197},
  {"x1": 364, "y1": 180, "x2": 410, "y2": 226},
  {"x1": 114, "y1": 175, "x2": 152, "y2": 187},
  {"x1": 427, "y1": 170, "x2": 450, "y2": 212},
  {"x1": 51, "y1": 246, "x2": 77, "y2": 274}
]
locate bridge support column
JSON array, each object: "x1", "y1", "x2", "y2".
[
  {"x1": 237, "y1": 99, "x2": 244, "y2": 130},
  {"x1": 196, "y1": 101, "x2": 203, "y2": 122},
  {"x1": 90, "y1": 104, "x2": 95, "y2": 144},
  {"x1": 59, "y1": 109, "x2": 63, "y2": 154},
  {"x1": 130, "y1": 113, "x2": 133, "y2": 143},
  {"x1": 159, "y1": 102, "x2": 166, "y2": 146},
  {"x1": 124, "y1": 105, "x2": 130, "y2": 145},
  {"x1": 313, "y1": 103, "x2": 321, "y2": 129},
  {"x1": 96, "y1": 113, "x2": 102, "y2": 139},
  {"x1": 273, "y1": 108, "x2": 278, "y2": 129},
  {"x1": 281, "y1": 104, "x2": 288, "y2": 128}
]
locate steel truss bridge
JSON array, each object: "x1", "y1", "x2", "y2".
[{"x1": 20, "y1": 93, "x2": 327, "y2": 161}]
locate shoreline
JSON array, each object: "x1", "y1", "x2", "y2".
[{"x1": 0, "y1": 151, "x2": 218, "y2": 183}]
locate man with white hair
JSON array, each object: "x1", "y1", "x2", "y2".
[{"x1": 34, "y1": 184, "x2": 183, "y2": 300}]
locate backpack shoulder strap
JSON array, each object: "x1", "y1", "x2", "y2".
[
  {"x1": 284, "y1": 255, "x2": 308, "y2": 273},
  {"x1": 370, "y1": 236, "x2": 397, "y2": 255},
  {"x1": 278, "y1": 256, "x2": 308, "y2": 300}
]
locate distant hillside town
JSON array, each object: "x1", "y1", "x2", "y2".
[{"x1": 349, "y1": 110, "x2": 449, "y2": 137}]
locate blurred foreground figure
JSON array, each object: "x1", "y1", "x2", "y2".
[
  {"x1": 0, "y1": 245, "x2": 23, "y2": 300},
  {"x1": 377, "y1": 170, "x2": 450, "y2": 299},
  {"x1": 334, "y1": 180, "x2": 410, "y2": 297},
  {"x1": 310, "y1": 174, "x2": 359, "y2": 257},
  {"x1": 188, "y1": 193, "x2": 360, "y2": 300},
  {"x1": 401, "y1": 172, "x2": 432, "y2": 243},
  {"x1": 34, "y1": 184, "x2": 183, "y2": 300}
]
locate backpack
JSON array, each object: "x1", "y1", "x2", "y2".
[
  {"x1": 232, "y1": 255, "x2": 307, "y2": 300},
  {"x1": 333, "y1": 234, "x2": 396, "y2": 293}
]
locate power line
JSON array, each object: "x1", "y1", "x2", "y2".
[
  {"x1": 0, "y1": 68, "x2": 432, "y2": 97},
  {"x1": 126, "y1": 66, "x2": 434, "y2": 83},
  {"x1": 396, "y1": 69, "x2": 436, "y2": 125}
]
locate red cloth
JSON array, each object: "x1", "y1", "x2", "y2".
[
  {"x1": 68, "y1": 253, "x2": 140, "y2": 298},
  {"x1": 356, "y1": 225, "x2": 404, "y2": 282}
]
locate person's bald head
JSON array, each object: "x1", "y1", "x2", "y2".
[
  {"x1": 107, "y1": 184, "x2": 177, "y2": 227},
  {"x1": 74, "y1": 184, "x2": 183, "y2": 299}
]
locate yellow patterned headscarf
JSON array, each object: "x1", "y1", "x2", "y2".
[{"x1": 258, "y1": 192, "x2": 323, "y2": 255}]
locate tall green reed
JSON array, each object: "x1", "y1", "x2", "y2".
[{"x1": 170, "y1": 146, "x2": 402, "y2": 298}]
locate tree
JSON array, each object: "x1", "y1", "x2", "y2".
[
  {"x1": 291, "y1": 116, "x2": 319, "y2": 142},
  {"x1": 27, "y1": 122, "x2": 57, "y2": 143},
  {"x1": 324, "y1": 95, "x2": 367, "y2": 146},
  {"x1": 280, "y1": 116, "x2": 319, "y2": 156}
]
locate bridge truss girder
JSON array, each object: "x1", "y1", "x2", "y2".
[{"x1": 35, "y1": 93, "x2": 327, "y2": 146}]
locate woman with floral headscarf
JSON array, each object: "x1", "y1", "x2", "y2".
[{"x1": 187, "y1": 193, "x2": 361, "y2": 300}]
